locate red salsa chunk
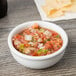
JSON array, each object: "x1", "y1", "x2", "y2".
[{"x1": 12, "y1": 23, "x2": 63, "y2": 56}]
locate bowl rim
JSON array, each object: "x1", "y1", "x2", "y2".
[{"x1": 8, "y1": 21, "x2": 68, "y2": 60}]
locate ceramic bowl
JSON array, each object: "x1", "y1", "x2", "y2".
[{"x1": 8, "y1": 21, "x2": 68, "y2": 69}]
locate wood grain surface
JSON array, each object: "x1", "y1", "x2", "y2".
[{"x1": 0, "y1": 0, "x2": 76, "y2": 76}]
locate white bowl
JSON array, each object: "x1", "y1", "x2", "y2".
[{"x1": 8, "y1": 21, "x2": 68, "y2": 69}]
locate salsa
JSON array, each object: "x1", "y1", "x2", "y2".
[{"x1": 12, "y1": 23, "x2": 63, "y2": 56}]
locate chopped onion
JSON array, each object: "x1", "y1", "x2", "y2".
[
  {"x1": 44, "y1": 30, "x2": 52, "y2": 36},
  {"x1": 28, "y1": 42, "x2": 34, "y2": 46},
  {"x1": 30, "y1": 29, "x2": 36, "y2": 33},
  {"x1": 25, "y1": 35, "x2": 32, "y2": 41},
  {"x1": 29, "y1": 47, "x2": 35, "y2": 51},
  {"x1": 24, "y1": 48, "x2": 31, "y2": 54},
  {"x1": 38, "y1": 43, "x2": 44, "y2": 49},
  {"x1": 38, "y1": 38, "x2": 42, "y2": 42},
  {"x1": 14, "y1": 40, "x2": 21, "y2": 45}
]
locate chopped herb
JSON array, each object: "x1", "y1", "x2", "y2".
[
  {"x1": 44, "y1": 40, "x2": 47, "y2": 44},
  {"x1": 37, "y1": 49, "x2": 48, "y2": 54},
  {"x1": 43, "y1": 49, "x2": 48, "y2": 54},
  {"x1": 40, "y1": 29, "x2": 45, "y2": 32},
  {"x1": 57, "y1": 45, "x2": 59, "y2": 48},
  {"x1": 44, "y1": 39, "x2": 50, "y2": 44},
  {"x1": 19, "y1": 44, "x2": 25, "y2": 51},
  {"x1": 56, "y1": 35, "x2": 60, "y2": 38},
  {"x1": 53, "y1": 42, "x2": 55, "y2": 45},
  {"x1": 37, "y1": 49, "x2": 42, "y2": 54},
  {"x1": 31, "y1": 37, "x2": 36, "y2": 42},
  {"x1": 19, "y1": 33, "x2": 23, "y2": 36},
  {"x1": 31, "y1": 37, "x2": 34, "y2": 42},
  {"x1": 47, "y1": 39, "x2": 50, "y2": 41}
]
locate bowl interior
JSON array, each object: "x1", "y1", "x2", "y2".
[{"x1": 8, "y1": 21, "x2": 68, "y2": 60}]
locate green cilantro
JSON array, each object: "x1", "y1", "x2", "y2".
[
  {"x1": 56, "y1": 35, "x2": 60, "y2": 38},
  {"x1": 40, "y1": 29, "x2": 45, "y2": 32},
  {"x1": 47, "y1": 39, "x2": 50, "y2": 41},
  {"x1": 57, "y1": 45, "x2": 59, "y2": 48},
  {"x1": 37, "y1": 49, "x2": 48, "y2": 54}
]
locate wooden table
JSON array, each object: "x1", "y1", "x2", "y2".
[{"x1": 0, "y1": 0, "x2": 76, "y2": 76}]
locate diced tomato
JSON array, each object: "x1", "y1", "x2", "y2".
[
  {"x1": 32, "y1": 23, "x2": 39, "y2": 29},
  {"x1": 47, "y1": 51, "x2": 51, "y2": 55},
  {"x1": 52, "y1": 32, "x2": 58, "y2": 36},
  {"x1": 34, "y1": 42, "x2": 38, "y2": 48},
  {"x1": 53, "y1": 43, "x2": 61, "y2": 51},
  {"x1": 31, "y1": 51, "x2": 38, "y2": 56},
  {"x1": 57, "y1": 38, "x2": 63, "y2": 45},
  {"x1": 42, "y1": 34, "x2": 46, "y2": 39},
  {"x1": 50, "y1": 40, "x2": 56, "y2": 45},
  {"x1": 30, "y1": 32, "x2": 34, "y2": 36},
  {"x1": 23, "y1": 29, "x2": 31, "y2": 35},
  {"x1": 45, "y1": 41, "x2": 52, "y2": 49},
  {"x1": 45, "y1": 44, "x2": 52, "y2": 49},
  {"x1": 24, "y1": 44, "x2": 30, "y2": 47},
  {"x1": 13, "y1": 34, "x2": 22, "y2": 40}
]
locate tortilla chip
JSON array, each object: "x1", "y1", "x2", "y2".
[
  {"x1": 65, "y1": 0, "x2": 76, "y2": 12},
  {"x1": 66, "y1": 5, "x2": 76, "y2": 12},
  {"x1": 42, "y1": 0, "x2": 76, "y2": 18},
  {"x1": 42, "y1": 5, "x2": 55, "y2": 16},
  {"x1": 42, "y1": 5, "x2": 64, "y2": 18},
  {"x1": 45, "y1": 0, "x2": 59, "y2": 8},
  {"x1": 61, "y1": 5, "x2": 72, "y2": 12},
  {"x1": 48, "y1": 10, "x2": 64, "y2": 18},
  {"x1": 56, "y1": 0, "x2": 72, "y2": 7}
]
